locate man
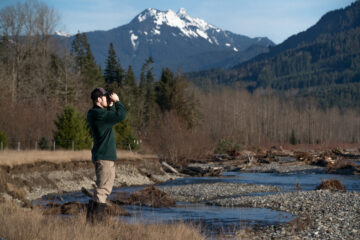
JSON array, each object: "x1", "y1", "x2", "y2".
[{"x1": 86, "y1": 87, "x2": 126, "y2": 223}]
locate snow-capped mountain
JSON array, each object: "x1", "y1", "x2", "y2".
[
  {"x1": 55, "y1": 31, "x2": 72, "y2": 37},
  {"x1": 67, "y1": 8, "x2": 274, "y2": 77}
]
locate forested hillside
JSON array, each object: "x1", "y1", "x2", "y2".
[{"x1": 188, "y1": 1, "x2": 360, "y2": 108}]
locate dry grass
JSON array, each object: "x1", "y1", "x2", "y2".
[
  {"x1": 0, "y1": 201, "x2": 204, "y2": 240},
  {"x1": 0, "y1": 150, "x2": 156, "y2": 168},
  {"x1": 316, "y1": 179, "x2": 347, "y2": 191}
]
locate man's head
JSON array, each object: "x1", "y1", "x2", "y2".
[{"x1": 91, "y1": 87, "x2": 108, "y2": 108}]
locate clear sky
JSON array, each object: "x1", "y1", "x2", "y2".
[{"x1": 0, "y1": 0, "x2": 356, "y2": 44}]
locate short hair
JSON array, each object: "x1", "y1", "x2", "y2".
[{"x1": 91, "y1": 87, "x2": 106, "y2": 103}]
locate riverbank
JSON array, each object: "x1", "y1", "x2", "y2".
[
  {"x1": 0, "y1": 150, "x2": 180, "y2": 204},
  {"x1": 1, "y1": 148, "x2": 359, "y2": 239}
]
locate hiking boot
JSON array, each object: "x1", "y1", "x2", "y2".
[
  {"x1": 86, "y1": 200, "x2": 96, "y2": 223},
  {"x1": 94, "y1": 202, "x2": 107, "y2": 222},
  {"x1": 86, "y1": 200, "x2": 107, "y2": 224}
]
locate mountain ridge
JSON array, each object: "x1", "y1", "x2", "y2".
[{"x1": 61, "y1": 8, "x2": 274, "y2": 78}]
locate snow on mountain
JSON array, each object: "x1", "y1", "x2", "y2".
[
  {"x1": 67, "y1": 8, "x2": 274, "y2": 78},
  {"x1": 55, "y1": 31, "x2": 71, "y2": 37},
  {"x1": 135, "y1": 8, "x2": 218, "y2": 41}
]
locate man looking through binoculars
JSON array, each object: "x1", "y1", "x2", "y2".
[{"x1": 86, "y1": 87, "x2": 126, "y2": 223}]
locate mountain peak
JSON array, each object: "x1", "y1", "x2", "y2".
[
  {"x1": 134, "y1": 7, "x2": 217, "y2": 40},
  {"x1": 177, "y1": 8, "x2": 188, "y2": 16}
]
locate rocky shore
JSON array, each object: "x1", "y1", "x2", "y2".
[{"x1": 209, "y1": 190, "x2": 360, "y2": 239}]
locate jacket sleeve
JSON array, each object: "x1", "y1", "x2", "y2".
[{"x1": 101, "y1": 101, "x2": 126, "y2": 125}]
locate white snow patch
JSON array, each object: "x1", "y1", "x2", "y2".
[
  {"x1": 233, "y1": 47, "x2": 238, "y2": 52},
  {"x1": 213, "y1": 37, "x2": 219, "y2": 45},
  {"x1": 140, "y1": 8, "x2": 217, "y2": 39},
  {"x1": 208, "y1": 38, "x2": 213, "y2": 44},
  {"x1": 172, "y1": 32, "x2": 177, "y2": 37},
  {"x1": 130, "y1": 33, "x2": 139, "y2": 49},
  {"x1": 225, "y1": 43, "x2": 231, "y2": 47},
  {"x1": 144, "y1": 31, "x2": 148, "y2": 35},
  {"x1": 152, "y1": 29, "x2": 161, "y2": 35},
  {"x1": 129, "y1": 30, "x2": 133, "y2": 33},
  {"x1": 55, "y1": 31, "x2": 71, "y2": 37},
  {"x1": 196, "y1": 29, "x2": 208, "y2": 39},
  {"x1": 216, "y1": 29, "x2": 220, "y2": 33},
  {"x1": 257, "y1": 37, "x2": 263, "y2": 41},
  {"x1": 178, "y1": 8, "x2": 187, "y2": 16}
]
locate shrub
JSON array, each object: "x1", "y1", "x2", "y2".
[
  {"x1": 114, "y1": 120, "x2": 139, "y2": 151},
  {"x1": 0, "y1": 129, "x2": 8, "y2": 149},
  {"x1": 290, "y1": 129, "x2": 297, "y2": 145},
  {"x1": 53, "y1": 107, "x2": 92, "y2": 150},
  {"x1": 316, "y1": 179, "x2": 346, "y2": 191},
  {"x1": 38, "y1": 136, "x2": 49, "y2": 150},
  {"x1": 214, "y1": 138, "x2": 241, "y2": 154}
]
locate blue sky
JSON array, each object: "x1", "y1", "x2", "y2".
[{"x1": 0, "y1": 0, "x2": 356, "y2": 43}]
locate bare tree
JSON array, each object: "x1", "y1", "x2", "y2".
[{"x1": 0, "y1": 0, "x2": 60, "y2": 104}]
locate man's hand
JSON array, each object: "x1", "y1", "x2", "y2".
[{"x1": 109, "y1": 93, "x2": 119, "y2": 103}]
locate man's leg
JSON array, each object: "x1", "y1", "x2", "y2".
[
  {"x1": 87, "y1": 160, "x2": 115, "y2": 223},
  {"x1": 94, "y1": 160, "x2": 115, "y2": 203}
]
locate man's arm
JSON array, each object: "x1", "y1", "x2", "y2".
[{"x1": 102, "y1": 93, "x2": 126, "y2": 125}]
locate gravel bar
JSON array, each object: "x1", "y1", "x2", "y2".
[
  {"x1": 242, "y1": 162, "x2": 324, "y2": 173},
  {"x1": 209, "y1": 190, "x2": 360, "y2": 239},
  {"x1": 159, "y1": 182, "x2": 281, "y2": 202}
]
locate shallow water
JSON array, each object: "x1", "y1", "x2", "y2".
[
  {"x1": 158, "y1": 168, "x2": 360, "y2": 192},
  {"x1": 119, "y1": 203, "x2": 292, "y2": 236},
  {"x1": 33, "y1": 166, "x2": 360, "y2": 236}
]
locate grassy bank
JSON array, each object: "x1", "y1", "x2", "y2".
[
  {"x1": 0, "y1": 150, "x2": 156, "y2": 168},
  {"x1": 0, "y1": 200, "x2": 204, "y2": 240}
]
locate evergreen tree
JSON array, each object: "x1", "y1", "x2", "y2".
[
  {"x1": 114, "y1": 120, "x2": 139, "y2": 150},
  {"x1": 53, "y1": 106, "x2": 92, "y2": 150},
  {"x1": 143, "y1": 68, "x2": 157, "y2": 126},
  {"x1": 290, "y1": 129, "x2": 297, "y2": 145},
  {"x1": 155, "y1": 68, "x2": 199, "y2": 128},
  {"x1": 140, "y1": 57, "x2": 154, "y2": 96},
  {"x1": 71, "y1": 32, "x2": 104, "y2": 87},
  {"x1": 123, "y1": 65, "x2": 137, "y2": 96},
  {"x1": 155, "y1": 67, "x2": 175, "y2": 111},
  {"x1": 0, "y1": 128, "x2": 8, "y2": 149},
  {"x1": 104, "y1": 42, "x2": 123, "y2": 87}
]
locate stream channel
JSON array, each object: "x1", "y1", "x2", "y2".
[{"x1": 33, "y1": 167, "x2": 360, "y2": 237}]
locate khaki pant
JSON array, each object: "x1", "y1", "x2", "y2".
[{"x1": 93, "y1": 160, "x2": 115, "y2": 203}]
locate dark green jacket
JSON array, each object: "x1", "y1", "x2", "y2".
[{"x1": 87, "y1": 101, "x2": 126, "y2": 162}]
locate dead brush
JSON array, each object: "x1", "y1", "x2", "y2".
[
  {"x1": 114, "y1": 185, "x2": 176, "y2": 208},
  {"x1": 326, "y1": 159, "x2": 357, "y2": 174},
  {"x1": 316, "y1": 179, "x2": 346, "y2": 192}
]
